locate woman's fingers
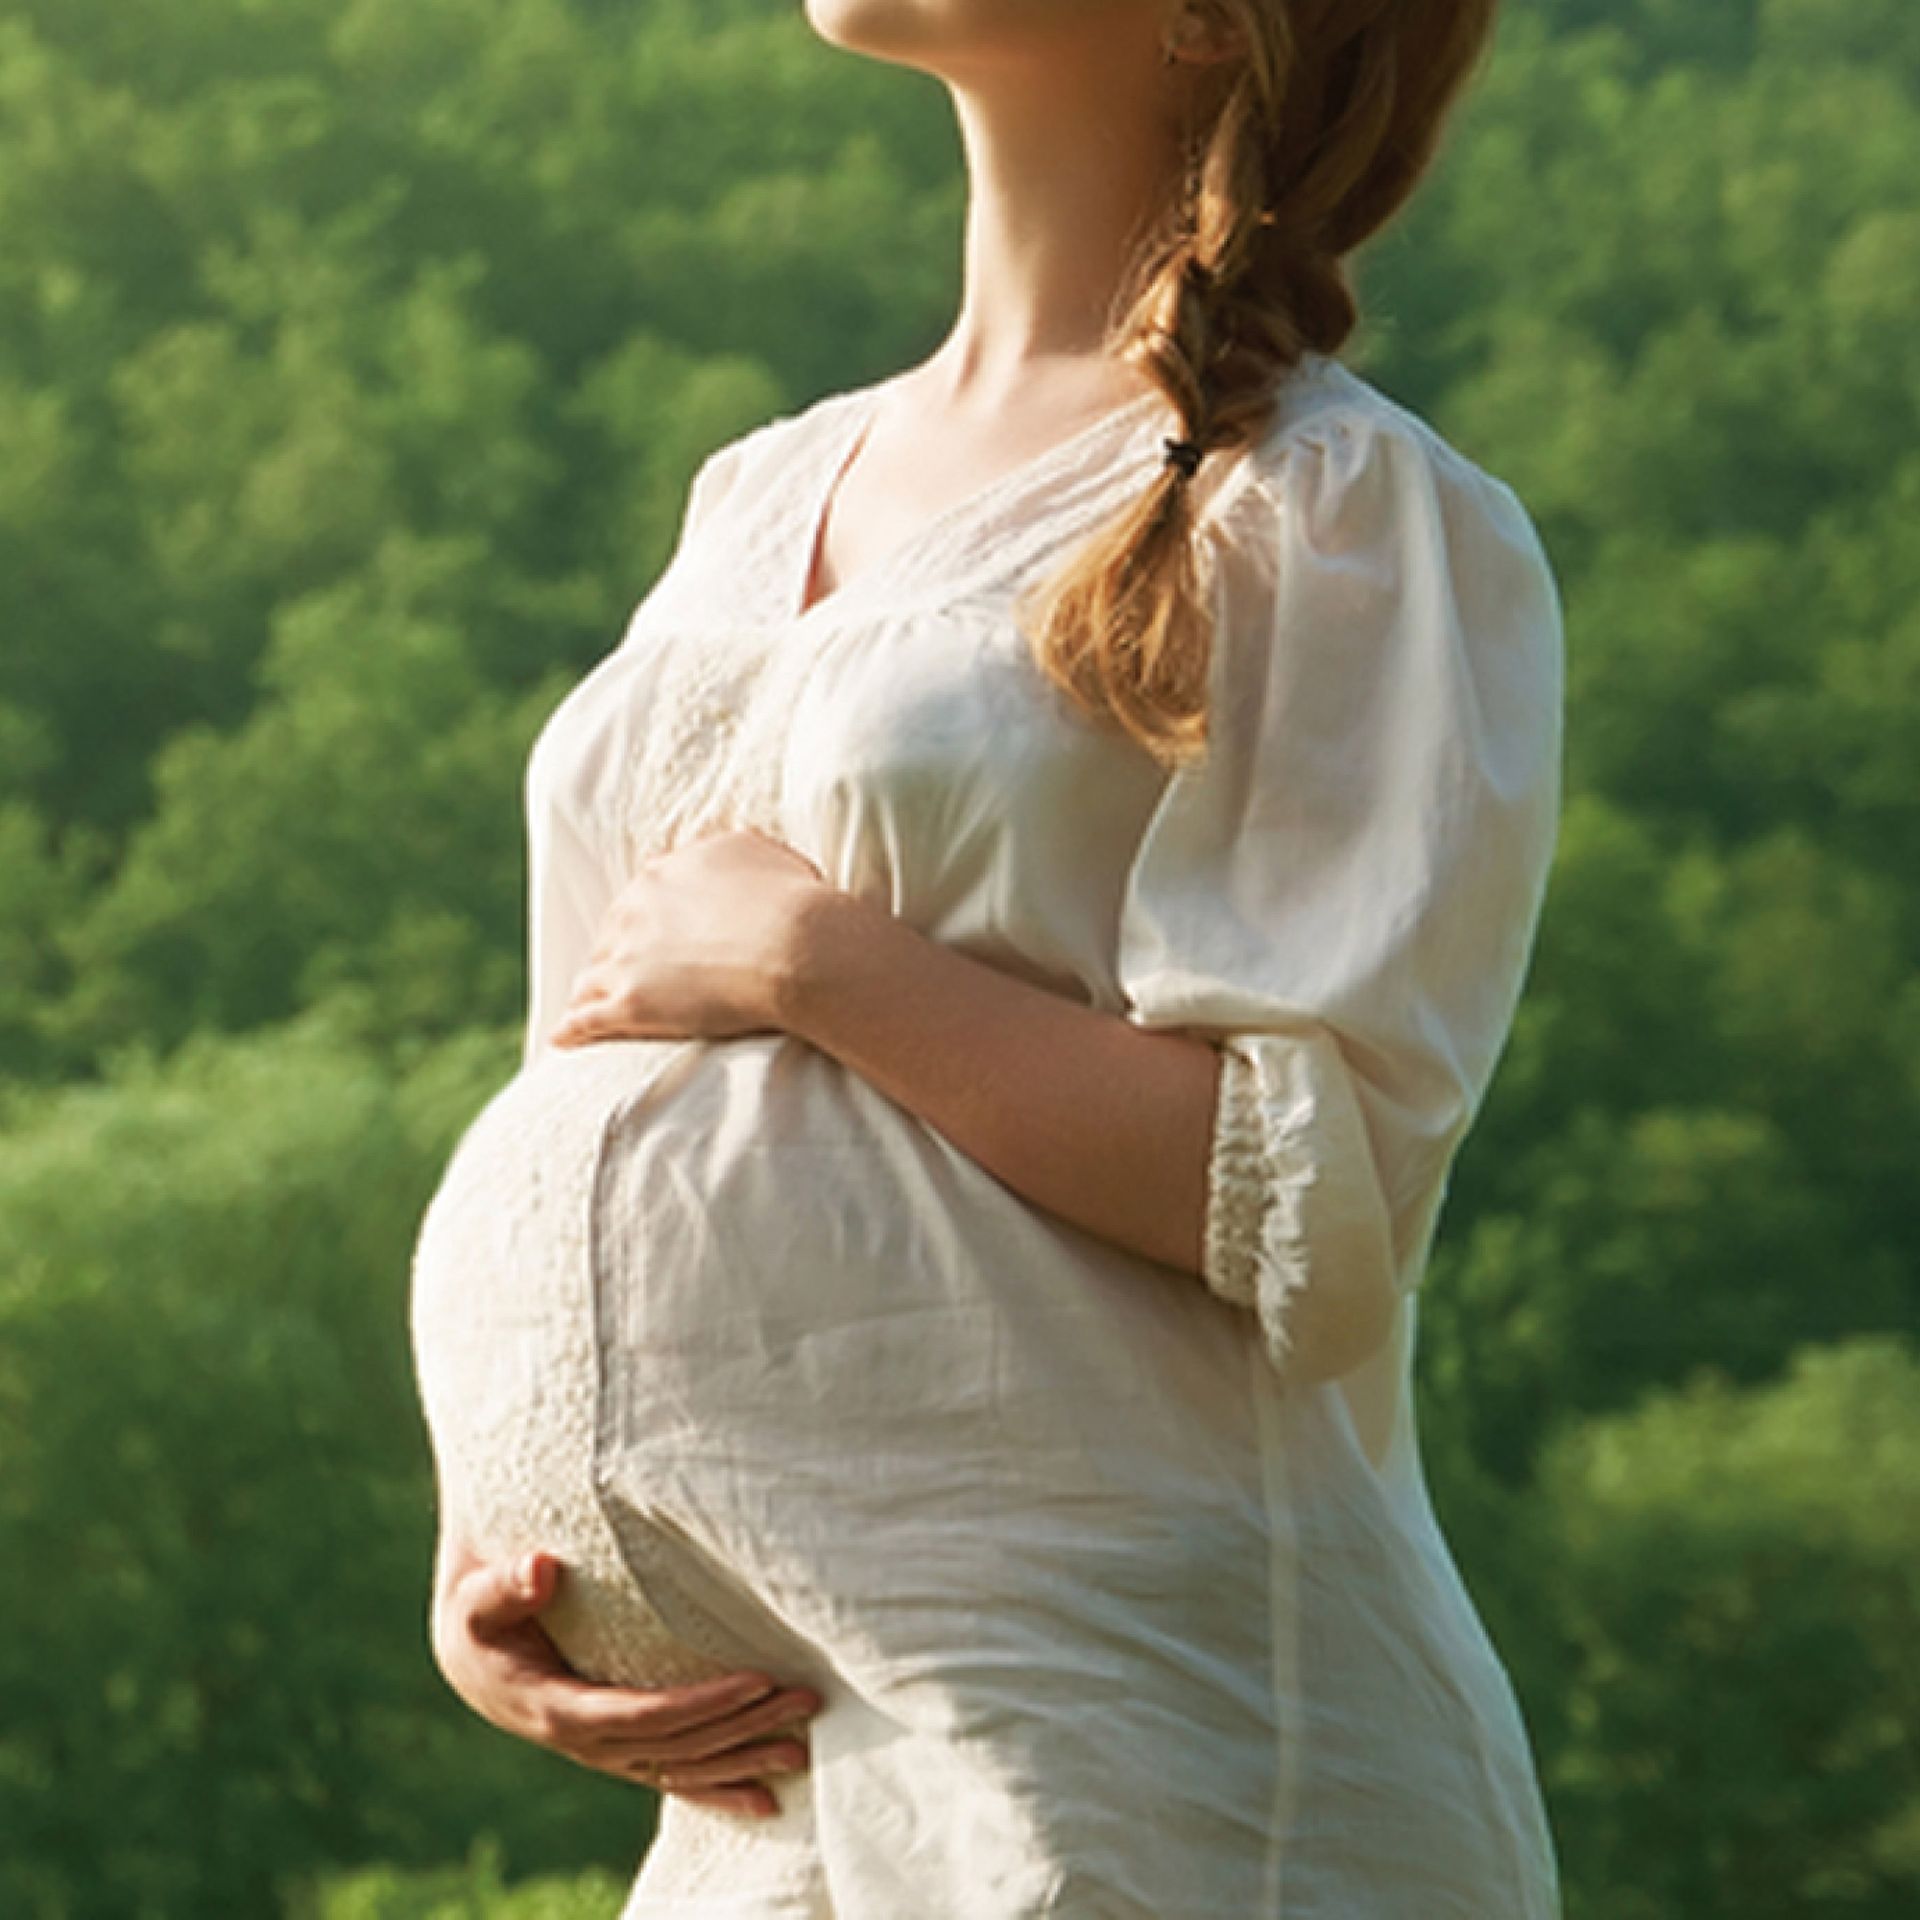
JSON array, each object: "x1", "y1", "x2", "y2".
[
  {"x1": 440, "y1": 1549, "x2": 821, "y2": 1812},
  {"x1": 456, "y1": 1551, "x2": 556, "y2": 1635},
  {"x1": 674, "y1": 1782, "x2": 781, "y2": 1819},
  {"x1": 626, "y1": 1738, "x2": 810, "y2": 1792},
  {"x1": 455, "y1": 1557, "x2": 799, "y2": 1737},
  {"x1": 539, "y1": 1670, "x2": 794, "y2": 1742},
  {"x1": 567, "y1": 1684, "x2": 822, "y2": 1761},
  {"x1": 529, "y1": 1680, "x2": 813, "y2": 1781},
  {"x1": 501, "y1": 1659, "x2": 822, "y2": 1779},
  {"x1": 455, "y1": 1563, "x2": 536, "y2": 1637}
]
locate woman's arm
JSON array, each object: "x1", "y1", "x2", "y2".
[
  {"x1": 779, "y1": 885, "x2": 1390, "y2": 1381},
  {"x1": 547, "y1": 827, "x2": 1223, "y2": 1281},
  {"x1": 546, "y1": 828, "x2": 1382, "y2": 1381},
  {"x1": 775, "y1": 885, "x2": 1222, "y2": 1278}
]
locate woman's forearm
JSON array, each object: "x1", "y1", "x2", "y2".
[{"x1": 772, "y1": 888, "x2": 1221, "y2": 1278}]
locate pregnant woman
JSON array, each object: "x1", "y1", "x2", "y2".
[{"x1": 410, "y1": 1, "x2": 1567, "y2": 1913}]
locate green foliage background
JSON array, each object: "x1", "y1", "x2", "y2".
[{"x1": 0, "y1": 1, "x2": 1913, "y2": 1913}]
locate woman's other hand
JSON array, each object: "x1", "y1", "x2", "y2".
[
  {"x1": 430, "y1": 1543, "x2": 820, "y2": 1820},
  {"x1": 548, "y1": 827, "x2": 830, "y2": 1049}
]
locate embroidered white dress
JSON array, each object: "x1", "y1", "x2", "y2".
[{"x1": 408, "y1": 349, "x2": 1567, "y2": 1918}]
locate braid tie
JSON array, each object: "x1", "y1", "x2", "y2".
[{"x1": 1161, "y1": 435, "x2": 1206, "y2": 480}]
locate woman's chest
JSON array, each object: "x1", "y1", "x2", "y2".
[{"x1": 531, "y1": 587, "x2": 1169, "y2": 991}]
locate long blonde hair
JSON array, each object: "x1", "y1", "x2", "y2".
[{"x1": 1016, "y1": 0, "x2": 1503, "y2": 768}]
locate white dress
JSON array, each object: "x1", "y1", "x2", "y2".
[{"x1": 408, "y1": 349, "x2": 1567, "y2": 1918}]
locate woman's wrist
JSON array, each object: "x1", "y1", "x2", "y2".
[{"x1": 768, "y1": 881, "x2": 879, "y2": 1041}]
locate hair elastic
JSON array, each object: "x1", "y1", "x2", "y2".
[{"x1": 1162, "y1": 436, "x2": 1205, "y2": 480}]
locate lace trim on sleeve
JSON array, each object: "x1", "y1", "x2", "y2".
[
  {"x1": 1199, "y1": 1034, "x2": 1328, "y2": 1371},
  {"x1": 1201, "y1": 1038, "x2": 1270, "y2": 1309}
]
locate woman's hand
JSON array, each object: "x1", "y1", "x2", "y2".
[
  {"x1": 431, "y1": 1545, "x2": 822, "y2": 1820},
  {"x1": 548, "y1": 828, "x2": 830, "y2": 1049}
]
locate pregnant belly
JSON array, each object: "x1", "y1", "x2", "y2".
[
  {"x1": 410, "y1": 1030, "x2": 1262, "y2": 1689},
  {"x1": 408, "y1": 1034, "x2": 737, "y2": 1689}
]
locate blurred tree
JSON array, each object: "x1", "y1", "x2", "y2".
[
  {"x1": 0, "y1": 1013, "x2": 657, "y2": 1916},
  {"x1": 54, "y1": 530, "x2": 555, "y2": 1056},
  {"x1": 1530, "y1": 1337, "x2": 1920, "y2": 1918},
  {"x1": 291, "y1": 1836, "x2": 624, "y2": 1920}
]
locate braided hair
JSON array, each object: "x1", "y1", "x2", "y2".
[{"x1": 1013, "y1": 0, "x2": 1503, "y2": 768}]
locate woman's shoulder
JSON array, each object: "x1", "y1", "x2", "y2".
[
  {"x1": 1202, "y1": 352, "x2": 1564, "y2": 715},
  {"x1": 668, "y1": 382, "x2": 877, "y2": 554},
  {"x1": 1203, "y1": 354, "x2": 1556, "y2": 623},
  {"x1": 691, "y1": 381, "x2": 879, "y2": 499},
  {"x1": 1231, "y1": 352, "x2": 1537, "y2": 532}
]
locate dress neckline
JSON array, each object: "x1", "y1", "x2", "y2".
[{"x1": 785, "y1": 376, "x2": 1171, "y2": 627}]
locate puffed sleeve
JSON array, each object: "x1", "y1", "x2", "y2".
[
  {"x1": 519, "y1": 438, "x2": 751, "y2": 1067},
  {"x1": 1115, "y1": 404, "x2": 1565, "y2": 1381}
]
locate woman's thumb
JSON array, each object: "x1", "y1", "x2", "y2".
[{"x1": 468, "y1": 1551, "x2": 552, "y2": 1630}]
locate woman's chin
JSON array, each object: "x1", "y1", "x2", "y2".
[
  {"x1": 800, "y1": 0, "x2": 1017, "y2": 70},
  {"x1": 799, "y1": 1, "x2": 1164, "y2": 97}
]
